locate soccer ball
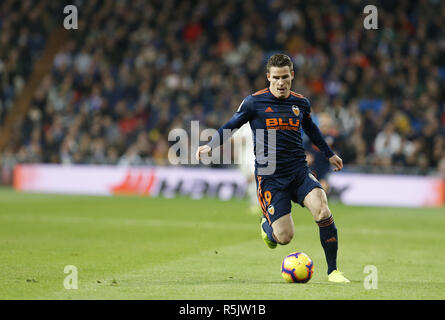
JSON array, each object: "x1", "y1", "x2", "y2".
[{"x1": 281, "y1": 252, "x2": 314, "y2": 283}]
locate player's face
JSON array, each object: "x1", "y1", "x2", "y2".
[{"x1": 267, "y1": 66, "x2": 294, "y2": 99}]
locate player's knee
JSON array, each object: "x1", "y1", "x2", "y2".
[
  {"x1": 274, "y1": 229, "x2": 294, "y2": 245},
  {"x1": 314, "y1": 192, "x2": 331, "y2": 221},
  {"x1": 317, "y1": 205, "x2": 331, "y2": 221}
]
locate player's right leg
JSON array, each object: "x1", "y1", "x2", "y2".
[
  {"x1": 261, "y1": 214, "x2": 295, "y2": 248},
  {"x1": 271, "y1": 213, "x2": 294, "y2": 244},
  {"x1": 256, "y1": 175, "x2": 293, "y2": 248}
]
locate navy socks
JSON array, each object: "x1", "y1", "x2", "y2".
[{"x1": 316, "y1": 215, "x2": 338, "y2": 274}]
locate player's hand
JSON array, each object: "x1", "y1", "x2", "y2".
[
  {"x1": 196, "y1": 145, "x2": 211, "y2": 162},
  {"x1": 329, "y1": 154, "x2": 343, "y2": 172}
]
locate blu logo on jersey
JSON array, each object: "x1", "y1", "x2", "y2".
[{"x1": 265, "y1": 118, "x2": 300, "y2": 130}]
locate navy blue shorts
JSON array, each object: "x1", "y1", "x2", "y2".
[{"x1": 255, "y1": 169, "x2": 323, "y2": 225}]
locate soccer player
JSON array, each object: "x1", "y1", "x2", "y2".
[{"x1": 196, "y1": 54, "x2": 349, "y2": 283}]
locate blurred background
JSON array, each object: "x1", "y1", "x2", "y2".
[
  {"x1": 2, "y1": 0, "x2": 445, "y2": 301},
  {"x1": 0, "y1": 0, "x2": 444, "y2": 190}
]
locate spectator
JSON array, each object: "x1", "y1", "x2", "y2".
[
  {"x1": 374, "y1": 122, "x2": 402, "y2": 165},
  {"x1": 0, "y1": 0, "x2": 443, "y2": 178}
]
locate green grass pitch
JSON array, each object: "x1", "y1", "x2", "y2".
[{"x1": 1, "y1": 187, "x2": 444, "y2": 300}]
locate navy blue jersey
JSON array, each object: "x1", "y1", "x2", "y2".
[{"x1": 207, "y1": 88, "x2": 334, "y2": 178}]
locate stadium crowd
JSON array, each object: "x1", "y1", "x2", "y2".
[
  {"x1": 0, "y1": 0, "x2": 62, "y2": 125},
  {"x1": 1, "y1": 0, "x2": 445, "y2": 184}
]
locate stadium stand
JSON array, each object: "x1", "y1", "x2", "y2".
[
  {"x1": 0, "y1": 0, "x2": 63, "y2": 124},
  {"x1": 0, "y1": 0, "x2": 444, "y2": 185}
]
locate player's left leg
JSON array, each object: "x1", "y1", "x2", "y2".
[
  {"x1": 303, "y1": 188, "x2": 337, "y2": 271},
  {"x1": 303, "y1": 187, "x2": 350, "y2": 283}
]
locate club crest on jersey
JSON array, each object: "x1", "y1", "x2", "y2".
[
  {"x1": 267, "y1": 205, "x2": 275, "y2": 215},
  {"x1": 292, "y1": 105, "x2": 300, "y2": 116}
]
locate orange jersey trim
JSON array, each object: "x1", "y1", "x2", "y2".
[
  {"x1": 290, "y1": 91, "x2": 305, "y2": 98},
  {"x1": 252, "y1": 88, "x2": 269, "y2": 96},
  {"x1": 257, "y1": 176, "x2": 271, "y2": 224}
]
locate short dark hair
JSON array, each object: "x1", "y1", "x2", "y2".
[{"x1": 266, "y1": 53, "x2": 293, "y2": 72}]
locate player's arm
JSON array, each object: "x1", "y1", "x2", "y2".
[
  {"x1": 301, "y1": 102, "x2": 343, "y2": 172},
  {"x1": 196, "y1": 96, "x2": 253, "y2": 161}
]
